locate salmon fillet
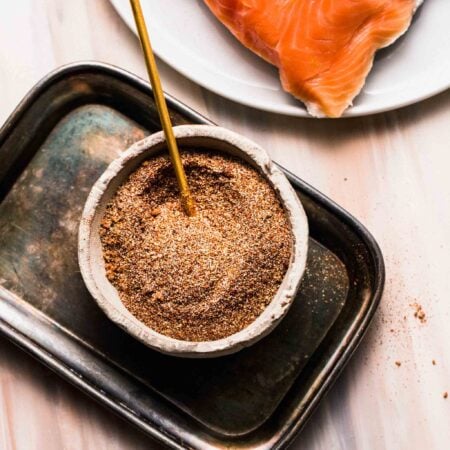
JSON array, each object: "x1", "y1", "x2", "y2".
[{"x1": 203, "y1": 0, "x2": 420, "y2": 117}]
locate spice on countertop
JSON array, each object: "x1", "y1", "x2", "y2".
[
  {"x1": 444, "y1": 392, "x2": 448, "y2": 399},
  {"x1": 432, "y1": 359, "x2": 436, "y2": 366},
  {"x1": 395, "y1": 361, "x2": 402, "y2": 367},
  {"x1": 411, "y1": 302, "x2": 426, "y2": 323},
  {"x1": 100, "y1": 150, "x2": 293, "y2": 341}
]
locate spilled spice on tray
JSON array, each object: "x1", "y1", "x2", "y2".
[{"x1": 100, "y1": 150, "x2": 293, "y2": 341}]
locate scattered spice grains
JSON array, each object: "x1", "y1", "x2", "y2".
[
  {"x1": 100, "y1": 150, "x2": 293, "y2": 341},
  {"x1": 411, "y1": 302, "x2": 426, "y2": 323}
]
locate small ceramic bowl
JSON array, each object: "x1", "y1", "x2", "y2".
[{"x1": 78, "y1": 125, "x2": 308, "y2": 358}]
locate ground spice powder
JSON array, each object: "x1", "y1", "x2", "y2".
[{"x1": 100, "y1": 150, "x2": 293, "y2": 341}]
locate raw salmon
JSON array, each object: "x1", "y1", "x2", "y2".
[{"x1": 203, "y1": 0, "x2": 421, "y2": 117}]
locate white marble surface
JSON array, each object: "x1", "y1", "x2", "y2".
[{"x1": 0, "y1": 1, "x2": 449, "y2": 449}]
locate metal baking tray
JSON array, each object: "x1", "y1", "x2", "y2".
[{"x1": 0, "y1": 62, "x2": 384, "y2": 449}]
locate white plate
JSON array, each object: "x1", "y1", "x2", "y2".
[{"x1": 111, "y1": 0, "x2": 450, "y2": 118}]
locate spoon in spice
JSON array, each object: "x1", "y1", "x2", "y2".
[{"x1": 129, "y1": 0, "x2": 196, "y2": 216}]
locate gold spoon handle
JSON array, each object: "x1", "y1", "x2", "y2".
[{"x1": 130, "y1": 0, "x2": 196, "y2": 216}]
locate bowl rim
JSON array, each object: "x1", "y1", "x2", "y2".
[{"x1": 78, "y1": 124, "x2": 309, "y2": 357}]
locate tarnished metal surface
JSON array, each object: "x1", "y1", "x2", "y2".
[{"x1": 0, "y1": 63, "x2": 384, "y2": 449}]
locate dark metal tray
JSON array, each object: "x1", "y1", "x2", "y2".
[{"x1": 0, "y1": 63, "x2": 384, "y2": 449}]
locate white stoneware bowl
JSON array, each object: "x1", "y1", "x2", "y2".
[{"x1": 78, "y1": 125, "x2": 308, "y2": 358}]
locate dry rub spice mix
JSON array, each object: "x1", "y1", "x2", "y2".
[{"x1": 100, "y1": 150, "x2": 293, "y2": 341}]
